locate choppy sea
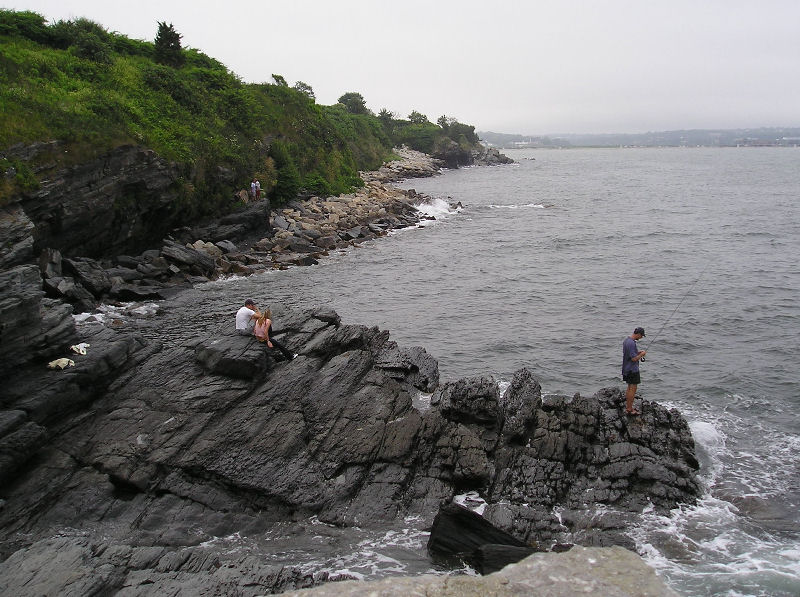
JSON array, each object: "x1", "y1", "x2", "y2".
[{"x1": 105, "y1": 147, "x2": 800, "y2": 595}]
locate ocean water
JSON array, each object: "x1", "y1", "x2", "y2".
[{"x1": 128, "y1": 147, "x2": 799, "y2": 595}]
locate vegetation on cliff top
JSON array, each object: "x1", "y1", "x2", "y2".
[{"x1": 0, "y1": 10, "x2": 482, "y2": 215}]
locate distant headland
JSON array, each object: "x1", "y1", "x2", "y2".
[{"x1": 478, "y1": 127, "x2": 800, "y2": 148}]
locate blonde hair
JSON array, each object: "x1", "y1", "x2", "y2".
[{"x1": 256, "y1": 308, "x2": 272, "y2": 325}]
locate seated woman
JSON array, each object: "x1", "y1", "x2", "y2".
[{"x1": 253, "y1": 308, "x2": 296, "y2": 360}]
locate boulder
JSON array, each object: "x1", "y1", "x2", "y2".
[
  {"x1": 215, "y1": 239, "x2": 238, "y2": 254},
  {"x1": 0, "y1": 205, "x2": 36, "y2": 268},
  {"x1": 374, "y1": 344, "x2": 439, "y2": 392},
  {"x1": 104, "y1": 266, "x2": 142, "y2": 282},
  {"x1": 161, "y1": 239, "x2": 216, "y2": 275},
  {"x1": 432, "y1": 376, "x2": 500, "y2": 425},
  {"x1": 62, "y1": 257, "x2": 112, "y2": 296},
  {"x1": 194, "y1": 334, "x2": 269, "y2": 379},
  {"x1": 277, "y1": 546, "x2": 679, "y2": 597},
  {"x1": 427, "y1": 502, "x2": 532, "y2": 571},
  {"x1": 108, "y1": 281, "x2": 168, "y2": 301},
  {"x1": 37, "y1": 247, "x2": 62, "y2": 280},
  {"x1": 0, "y1": 265, "x2": 45, "y2": 375}
]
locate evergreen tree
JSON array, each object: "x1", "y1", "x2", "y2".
[
  {"x1": 293, "y1": 81, "x2": 315, "y2": 101},
  {"x1": 154, "y1": 21, "x2": 183, "y2": 67},
  {"x1": 338, "y1": 92, "x2": 370, "y2": 115},
  {"x1": 269, "y1": 142, "x2": 301, "y2": 204}
]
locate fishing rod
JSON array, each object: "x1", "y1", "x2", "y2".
[{"x1": 643, "y1": 261, "x2": 711, "y2": 356}]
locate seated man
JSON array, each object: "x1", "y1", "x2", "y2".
[{"x1": 235, "y1": 299, "x2": 259, "y2": 335}]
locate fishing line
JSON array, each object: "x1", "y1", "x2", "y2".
[{"x1": 644, "y1": 261, "x2": 711, "y2": 354}]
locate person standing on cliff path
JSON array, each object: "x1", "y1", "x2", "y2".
[
  {"x1": 250, "y1": 178, "x2": 257, "y2": 201},
  {"x1": 255, "y1": 178, "x2": 261, "y2": 200},
  {"x1": 622, "y1": 326, "x2": 647, "y2": 415},
  {"x1": 235, "y1": 299, "x2": 260, "y2": 335}
]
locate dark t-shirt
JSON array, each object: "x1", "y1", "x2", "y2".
[{"x1": 622, "y1": 336, "x2": 640, "y2": 376}]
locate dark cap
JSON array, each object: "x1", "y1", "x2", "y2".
[
  {"x1": 634, "y1": 326, "x2": 645, "y2": 336},
  {"x1": 245, "y1": 299, "x2": 256, "y2": 306}
]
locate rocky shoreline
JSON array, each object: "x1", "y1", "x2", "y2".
[{"x1": 0, "y1": 146, "x2": 695, "y2": 596}]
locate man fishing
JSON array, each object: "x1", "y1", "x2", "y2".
[{"x1": 622, "y1": 326, "x2": 647, "y2": 415}]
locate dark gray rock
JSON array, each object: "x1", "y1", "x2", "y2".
[
  {"x1": 498, "y1": 367, "x2": 541, "y2": 440},
  {"x1": 104, "y1": 265, "x2": 143, "y2": 282},
  {"x1": 215, "y1": 239, "x2": 238, "y2": 253},
  {"x1": 0, "y1": 265, "x2": 45, "y2": 376},
  {"x1": 115, "y1": 254, "x2": 142, "y2": 268},
  {"x1": 0, "y1": 536, "x2": 342, "y2": 597},
  {"x1": 108, "y1": 281, "x2": 168, "y2": 301},
  {"x1": 471, "y1": 146, "x2": 515, "y2": 166},
  {"x1": 161, "y1": 239, "x2": 216, "y2": 275},
  {"x1": 272, "y1": 214, "x2": 290, "y2": 230},
  {"x1": 37, "y1": 247, "x2": 62, "y2": 279},
  {"x1": 433, "y1": 376, "x2": 500, "y2": 425},
  {"x1": 17, "y1": 145, "x2": 184, "y2": 259},
  {"x1": 194, "y1": 334, "x2": 269, "y2": 379},
  {"x1": 287, "y1": 236, "x2": 318, "y2": 254},
  {"x1": 0, "y1": 204, "x2": 35, "y2": 268},
  {"x1": 0, "y1": 422, "x2": 48, "y2": 486},
  {"x1": 340, "y1": 226, "x2": 366, "y2": 241},
  {"x1": 0, "y1": 305, "x2": 700, "y2": 595},
  {"x1": 136, "y1": 257, "x2": 170, "y2": 278},
  {"x1": 63, "y1": 257, "x2": 112, "y2": 296},
  {"x1": 314, "y1": 235, "x2": 339, "y2": 250},
  {"x1": 375, "y1": 344, "x2": 439, "y2": 393},
  {"x1": 44, "y1": 275, "x2": 96, "y2": 312},
  {"x1": 427, "y1": 502, "x2": 531, "y2": 568}
]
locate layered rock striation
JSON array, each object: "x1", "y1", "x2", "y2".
[
  {"x1": 0, "y1": 145, "x2": 446, "y2": 379},
  {"x1": 0, "y1": 300, "x2": 700, "y2": 594}
]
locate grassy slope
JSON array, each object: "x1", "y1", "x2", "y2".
[
  {"x1": 0, "y1": 11, "x2": 392, "y2": 214},
  {"x1": 0, "y1": 10, "x2": 482, "y2": 217}
]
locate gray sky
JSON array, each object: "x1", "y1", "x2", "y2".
[{"x1": 6, "y1": 0, "x2": 800, "y2": 134}]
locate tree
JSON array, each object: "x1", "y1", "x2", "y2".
[
  {"x1": 154, "y1": 21, "x2": 183, "y2": 67},
  {"x1": 338, "y1": 92, "x2": 370, "y2": 115},
  {"x1": 408, "y1": 110, "x2": 429, "y2": 124},
  {"x1": 293, "y1": 81, "x2": 315, "y2": 101},
  {"x1": 269, "y1": 142, "x2": 301, "y2": 204},
  {"x1": 272, "y1": 74, "x2": 288, "y2": 86}
]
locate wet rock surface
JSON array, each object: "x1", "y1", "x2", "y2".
[
  {"x1": 279, "y1": 545, "x2": 680, "y2": 597},
  {"x1": 0, "y1": 143, "x2": 694, "y2": 594},
  {"x1": 0, "y1": 300, "x2": 700, "y2": 594}
]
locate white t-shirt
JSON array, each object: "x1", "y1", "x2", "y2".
[{"x1": 235, "y1": 306, "x2": 256, "y2": 331}]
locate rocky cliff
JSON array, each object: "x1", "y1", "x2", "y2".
[
  {"x1": 0, "y1": 297, "x2": 700, "y2": 594},
  {"x1": 0, "y1": 141, "x2": 697, "y2": 595},
  {"x1": 0, "y1": 144, "x2": 444, "y2": 380}
]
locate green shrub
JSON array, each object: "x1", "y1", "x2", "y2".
[
  {"x1": 0, "y1": 157, "x2": 39, "y2": 205},
  {"x1": 0, "y1": 9, "x2": 50, "y2": 43},
  {"x1": 0, "y1": 9, "x2": 482, "y2": 222}
]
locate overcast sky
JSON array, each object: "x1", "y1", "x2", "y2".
[{"x1": 6, "y1": 0, "x2": 800, "y2": 135}]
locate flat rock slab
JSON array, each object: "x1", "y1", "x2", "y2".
[
  {"x1": 195, "y1": 334, "x2": 269, "y2": 379},
  {"x1": 280, "y1": 545, "x2": 679, "y2": 597}
]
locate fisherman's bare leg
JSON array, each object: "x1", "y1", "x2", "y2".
[{"x1": 626, "y1": 383, "x2": 637, "y2": 412}]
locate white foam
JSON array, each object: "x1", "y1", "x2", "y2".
[
  {"x1": 412, "y1": 391, "x2": 433, "y2": 412},
  {"x1": 73, "y1": 301, "x2": 161, "y2": 325},
  {"x1": 454, "y1": 491, "x2": 488, "y2": 515},
  {"x1": 498, "y1": 380, "x2": 511, "y2": 398},
  {"x1": 414, "y1": 197, "x2": 459, "y2": 223},
  {"x1": 488, "y1": 203, "x2": 547, "y2": 209}
]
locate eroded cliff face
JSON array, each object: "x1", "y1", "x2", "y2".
[
  {"x1": 9, "y1": 142, "x2": 186, "y2": 259},
  {"x1": 0, "y1": 302, "x2": 700, "y2": 595},
  {"x1": 0, "y1": 144, "x2": 436, "y2": 379}
]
